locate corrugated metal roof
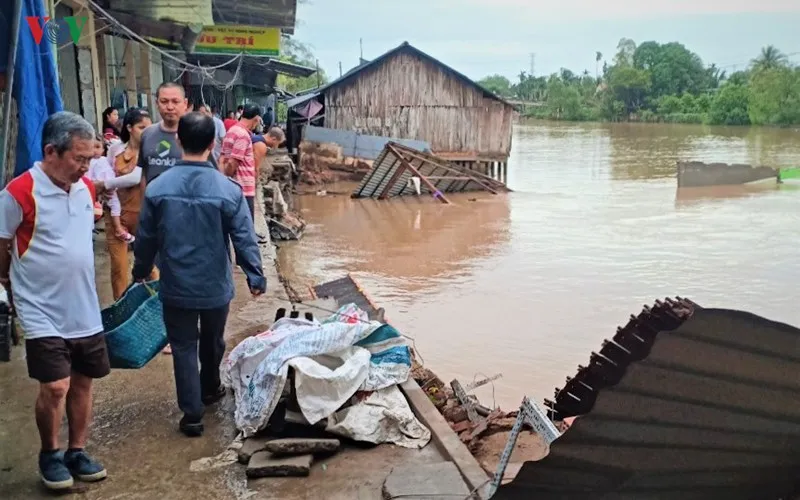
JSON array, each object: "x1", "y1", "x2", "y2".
[
  {"x1": 307, "y1": 42, "x2": 514, "y2": 108},
  {"x1": 494, "y1": 301, "x2": 800, "y2": 499},
  {"x1": 353, "y1": 143, "x2": 511, "y2": 199},
  {"x1": 180, "y1": 53, "x2": 315, "y2": 83},
  {"x1": 211, "y1": 0, "x2": 298, "y2": 33},
  {"x1": 313, "y1": 275, "x2": 381, "y2": 321},
  {"x1": 107, "y1": 0, "x2": 214, "y2": 26},
  {"x1": 286, "y1": 92, "x2": 320, "y2": 109}
]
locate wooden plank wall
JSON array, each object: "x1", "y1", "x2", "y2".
[{"x1": 324, "y1": 51, "x2": 514, "y2": 158}]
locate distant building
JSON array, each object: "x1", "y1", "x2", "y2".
[{"x1": 288, "y1": 42, "x2": 517, "y2": 169}]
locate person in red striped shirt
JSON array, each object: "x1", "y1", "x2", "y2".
[{"x1": 220, "y1": 104, "x2": 262, "y2": 239}]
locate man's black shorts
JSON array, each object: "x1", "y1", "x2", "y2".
[{"x1": 26, "y1": 332, "x2": 110, "y2": 383}]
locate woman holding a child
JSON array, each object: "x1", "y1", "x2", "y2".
[{"x1": 102, "y1": 108, "x2": 159, "y2": 300}]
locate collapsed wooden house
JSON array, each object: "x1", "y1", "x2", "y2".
[
  {"x1": 287, "y1": 42, "x2": 517, "y2": 175},
  {"x1": 352, "y1": 142, "x2": 511, "y2": 204}
]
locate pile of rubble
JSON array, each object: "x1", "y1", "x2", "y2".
[
  {"x1": 410, "y1": 363, "x2": 551, "y2": 476},
  {"x1": 297, "y1": 140, "x2": 373, "y2": 185},
  {"x1": 259, "y1": 150, "x2": 306, "y2": 240},
  {"x1": 239, "y1": 436, "x2": 341, "y2": 478}
]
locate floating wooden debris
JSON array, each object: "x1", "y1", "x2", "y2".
[{"x1": 352, "y1": 142, "x2": 511, "y2": 203}]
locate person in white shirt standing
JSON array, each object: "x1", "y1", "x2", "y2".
[{"x1": 0, "y1": 111, "x2": 109, "y2": 491}]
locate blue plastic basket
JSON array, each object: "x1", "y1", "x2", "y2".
[{"x1": 102, "y1": 281, "x2": 167, "y2": 369}]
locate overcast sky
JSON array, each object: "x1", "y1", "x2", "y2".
[{"x1": 293, "y1": 0, "x2": 800, "y2": 82}]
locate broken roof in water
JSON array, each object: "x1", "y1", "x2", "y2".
[
  {"x1": 494, "y1": 299, "x2": 800, "y2": 499},
  {"x1": 352, "y1": 143, "x2": 511, "y2": 203}
]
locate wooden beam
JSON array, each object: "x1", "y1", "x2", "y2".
[
  {"x1": 394, "y1": 146, "x2": 503, "y2": 194},
  {"x1": 123, "y1": 41, "x2": 138, "y2": 108},
  {"x1": 387, "y1": 144, "x2": 450, "y2": 204},
  {"x1": 426, "y1": 176, "x2": 472, "y2": 180},
  {"x1": 378, "y1": 158, "x2": 406, "y2": 199},
  {"x1": 95, "y1": 34, "x2": 108, "y2": 108},
  {"x1": 71, "y1": 3, "x2": 103, "y2": 128},
  {"x1": 139, "y1": 46, "x2": 153, "y2": 112}
]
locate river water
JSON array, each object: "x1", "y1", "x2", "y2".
[{"x1": 278, "y1": 121, "x2": 800, "y2": 409}]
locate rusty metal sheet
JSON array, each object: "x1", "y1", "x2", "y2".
[
  {"x1": 353, "y1": 142, "x2": 510, "y2": 199},
  {"x1": 313, "y1": 275, "x2": 381, "y2": 321},
  {"x1": 494, "y1": 302, "x2": 800, "y2": 500}
]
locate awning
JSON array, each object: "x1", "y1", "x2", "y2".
[
  {"x1": 104, "y1": 0, "x2": 213, "y2": 26},
  {"x1": 211, "y1": 0, "x2": 298, "y2": 34},
  {"x1": 286, "y1": 92, "x2": 319, "y2": 109},
  {"x1": 97, "y1": 9, "x2": 202, "y2": 53},
  {"x1": 182, "y1": 53, "x2": 315, "y2": 77},
  {"x1": 177, "y1": 52, "x2": 315, "y2": 91}
]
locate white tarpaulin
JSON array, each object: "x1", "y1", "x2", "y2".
[{"x1": 222, "y1": 304, "x2": 429, "y2": 448}]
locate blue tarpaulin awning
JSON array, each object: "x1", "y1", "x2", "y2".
[{"x1": 1, "y1": 0, "x2": 63, "y2": 179}]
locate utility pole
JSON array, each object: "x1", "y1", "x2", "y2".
[
  {"x1": 360, "y1": 38, "x2": 363, "y2": 61},
  {"x1": 529, "y1": 53, "x2": 535, "y2": 77},
  {"x1": 339, "y1": 61, "x2": 343, "y2": 77}
]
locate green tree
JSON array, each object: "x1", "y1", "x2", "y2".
[
  {"x1": 751, "y1": 45, "x2": 789, "y2": 72},
  {"x1": 748, "y1": 67, "x2": 800, "y2": 125},
  {"x1": 656, "y1": 94, "x2": 682, "y2": 115},
  {"x1": 604, "y1": 65, "x2": 651, "y2": 117},
  {"x1": 495, "y1": 40, "x2": 800, "y2": 126},
  {"x1": 277, "y1": 37, "x2": 328, "y2": 94},
  {"x1": 275, "y1": 37, "x2": 328, "y2": 121},
  {"x1": 545, "y1": 76, "x2": 582, "y2": 120},
  {"x1": 708, "y1": 83, "x2": 751, "y2": 125},
  {"x1": 477, "y1": 74, "x2": 514, "y2": 98},
  {"x1": 613, "y1": 38, "x2": 637, "y2": 67},
  {"x1": 595, "y1": 51, "x2": 602, "y2": 79},
  {"x1": 632, "y1": 41, "x2": 709, "y2": 99}
]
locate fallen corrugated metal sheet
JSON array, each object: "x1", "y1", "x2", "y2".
[
  {"x1": 313, "y1": 275, "x2": 381, "y2": 321},
  {"x1": 493, "y1": 300, "x2": 800, "y2": 499},
  {"x1": 302, "y1": 125, "x2": 429, "y2": 160},
  {"x1": 352, "y1": 142, "x2": 511, "y2": 200}
]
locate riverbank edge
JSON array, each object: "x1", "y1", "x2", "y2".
[{"x1": 256, "y1": 192, "x2": 493, "y2": 497}]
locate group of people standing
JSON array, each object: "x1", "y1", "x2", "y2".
[{"x1": 0, "y1": 81, "x2": 283, "y2": 490}]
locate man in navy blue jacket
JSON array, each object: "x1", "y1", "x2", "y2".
[{"x1": 132, "y1": 112, "x2": 267, "y2": 437}]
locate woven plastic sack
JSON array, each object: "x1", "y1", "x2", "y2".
[{"x1": 102, "y1": 281, "x2": 167, "y2": 369}]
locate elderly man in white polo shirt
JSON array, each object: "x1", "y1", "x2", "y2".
[{"x1": 0, "y1": 111, "x2": 109, "y2": 491}]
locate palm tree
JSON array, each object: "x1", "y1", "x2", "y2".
[
  {"x1": 751, "y1": 45, "x2": 789, "y2": 72},
  {"x1": 595, "y1": 51, "x2": 602, "y2": 79}
]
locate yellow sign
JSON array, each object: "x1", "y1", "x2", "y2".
[{"x1": 194, "y1": 25, "x2": 281, "y2": 56}]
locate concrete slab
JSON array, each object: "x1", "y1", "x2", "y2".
[
  {"x1": 265, "y1": 438, "x2": 340, "y2": 456},
  {"x1": 383, "y1": 462, "x2": 471, "y2": 500},
  {"x1": 400, "y1": 379, "x2": 491, "y2": 498},
  {"x1": 239, "y1": 436, "x2": 274, "y2": 464},
  {"x1": 246, "y1": 451, "x2": 312, "y2": 478}
]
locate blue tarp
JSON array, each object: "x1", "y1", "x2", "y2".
[
  {"x1": 303, "y1": 126, "x2": 430, "y2": 160},
  {"x1": 1, "y1": 0, "x2": 63, "y2": 178}
]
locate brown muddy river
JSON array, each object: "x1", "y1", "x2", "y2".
[{"x1": 278, "y1": 121, "x2": 800, "y2": 409}]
